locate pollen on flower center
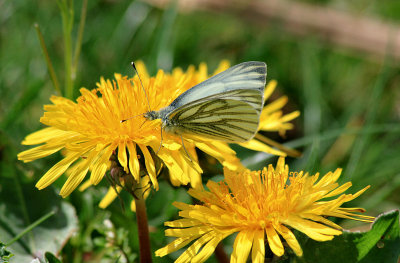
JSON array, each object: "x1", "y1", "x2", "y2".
[
  {"x1": 259, "y1": 220, "x2": 267, "y2": 229},
  {"x1": 216, "y1": 168, "x2": 296, "y2": 229}
]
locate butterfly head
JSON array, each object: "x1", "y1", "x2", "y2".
[
  {"x1": 144, "y1": 109, "x2": 173, "y2": 132},
  {"x1": 144, "y1": 106, "x2": 172, "y2": 121}
]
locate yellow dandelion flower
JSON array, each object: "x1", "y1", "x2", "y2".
[
  {"x1": 18, "y1": 61, "x2": 298, "y2": 202},
  {"x1": 156, "y1": 157, "x2": 374, "y2": 262}
]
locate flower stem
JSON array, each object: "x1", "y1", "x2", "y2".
[{"x1": 135, "y1": 197, "x2": 152, "y2": 263}]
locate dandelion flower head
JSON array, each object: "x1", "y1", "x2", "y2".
[{"x1": 156, "y1": 157, "x2": 374, "y2": 262}]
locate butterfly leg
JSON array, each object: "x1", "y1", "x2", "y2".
[
  {"x1": 105, "y1": 172, "x2": 126, "y2": 212},
  {"x1": 139, "y1": 119, "x2": 147, "y2": 129},
  {"x1": 155, "y1": 126, "x2": 164, "y2": 154},
  {"x1": 180, "y1": 135, "x2": 193, "y2": 162}
]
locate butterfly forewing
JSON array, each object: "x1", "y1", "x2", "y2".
[
  {"x1": 168, "y1": 61, "x2": 266, "y2": 110},
  {"x1": 208, "y1": 88, "x2": 264, "y2": 113}
]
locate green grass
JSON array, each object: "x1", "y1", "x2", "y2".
[{"x1": 1, "y1": 0, "x2": 400, "y2": 262}]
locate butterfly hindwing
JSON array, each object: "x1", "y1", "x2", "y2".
[{"x1": 167, "y1": 90, "x2": 262, "y2": 142}]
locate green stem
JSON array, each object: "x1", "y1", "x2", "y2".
[
  {"x1": 58, "y1": 0, "x2": 74, "y2": 99},
  {"x1": 72, "y1": 0, "x2": 87, "y2": 81},
  {"x1": 135, "y1": 198, "x2": 152, "y2": 263},
  {"x1": 34, "y1": 24, "x2": 62, "y2": 95},
  {"x1": 11, "y1": 173, "x2": 34, "y2": 251},
  {"x1": 6, "y1": 210, "x2": 56, "y2": 246}
]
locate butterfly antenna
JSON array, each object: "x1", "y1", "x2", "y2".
[
  {"x1": 131, "y1": 62, "x2": 151, "y2": 112},
  {"x1": 120, "y1": 112, "x2": 146, "y2": 123}
]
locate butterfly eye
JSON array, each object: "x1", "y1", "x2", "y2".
[{"x1": 144, "y1": 111, "x2": 156, "y2": 120}]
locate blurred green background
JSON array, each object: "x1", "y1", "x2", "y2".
[{"x1": 1, "y1": 0, "x2": 400, "y2": 262}]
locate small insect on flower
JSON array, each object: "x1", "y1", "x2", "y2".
[{"x1": 138, "y1": 61, "x2": 267, "y2": 143}]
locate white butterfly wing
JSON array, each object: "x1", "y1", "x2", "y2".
[
  {"x1": 167, "y1": 89, "x2": 262, "y2": 142},
  {"x1": 168, "y1": 61, "x2": 267, "y2": 112}
]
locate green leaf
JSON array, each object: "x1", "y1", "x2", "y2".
[
  {"x1": 147, "y1": 181, "x2": 190, "y2": 226},
  {"x1": 0, "y1": 177, "x2": 78, "y2": 262},
  {"x1": 297, "y1": 210, "x2": 400, "y2": 263},
  {"x1": 356, "y1": 210, "x2": 400, "y2": 262},
  {"x1": 44, "y1": 252, "x2": 62, "y2": 263}
]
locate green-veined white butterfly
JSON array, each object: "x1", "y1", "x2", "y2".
[{"x1": 143, "y1": 61, "x2": 267, "y2": 142}]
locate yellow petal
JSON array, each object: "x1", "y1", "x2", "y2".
[
  {"x1": 138, "y1": 144, "x2": 158, "y2": 190},
  {"x1": 60, "y1": 164, "x2": 90, "y2": 197},
  {"x1": 78, "y1": 180, "x2": 92, "y2": 191},
  {"x1": 36, "y1": 150, "x2": 83, "y2": 190},
  {"x1": 263, "y1": 80, "x2": 277, "y2": 102},
  {"x1": 251, "y1": 230, "x2": 265, "y2": 263},
  {"x1": 169, "y1": 149, "x2": 200, "y2": 186},
  {"x1": 118, "y1": 141, "x2": 128, "y2": 172},
  {"x1": 164, "y1": 218, "x2": 201, "y2": 228},
  {"x1": 276, "y1": 225, "x2": 303, "y2": 257},
  {"x1": 90, "y1": 143, "x2": 115, "y2": 185},
  {"x1": 126, "y1": 141, "x2": 140, "y2": 181},
  {"x1": 323, "y1": 182, "x2": 351, "y2": 198},
  {"x1": 18, "y1": 144, "x2": 64, "y2": 163},
  {"x1": 99, "y1": 186, "x2": 121, "y2": 209},
  {"x1": 130, "y1": 200, "x2": 136, "y2": 212},
  {"x1": 155, "y1": 236, "x2": 195, "y2": 257},
  {"x1": 175, "y1": 231, "x2": 214, "y2": 263},
  {"x1": 156, "y1": 149, "x2": 185, "y2": 186},
  {"x1": 285, "y1": 215, "x2": 342, "y2": 241},
  {"x1": 21, "y1": 127, "x2": 69, "y2": 145},
  {"x1": 280, "y1": 110, "x2": 301, "y2": 123},
  {"x1": 262, "y1": 96, "x2": 288, "y2": 115},
  {"x1": 59, "y1": 147, "x2": 100, "y2": 197},
  {"x1": 192, "y1": 235, "x2": 224, "y2": 263},
  {"x1": 214, "y1": 60, "x2": 230, "y2": 74},
  {"x1": 239, "y1": 139, "x2": 286, "y2": 156},
  {"x1": 194, "y1": 141, "x2": 241, "y2": 170},
  {"x1": 231, "y1": 231, "x2": 253, "y2": 263},
  {"x1": 165, "y1": 225, "x2": 211, "y2": 237},
  {"x1": 132, "y1": 61, "x2": 149, "y2": 78},
  {"x1": 276, "y1": 224, "x2": 303, "y2": 257},
  {"x1": 265, "y1": 226, "x2": 284, "y2": 257},
  {"x1": 302, "y1": 213, "x2": 342, "y2": 230}
]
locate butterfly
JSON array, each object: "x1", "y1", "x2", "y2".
[{"x1": 143, "y1": 61, "x2": 267, "y2": 143}]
